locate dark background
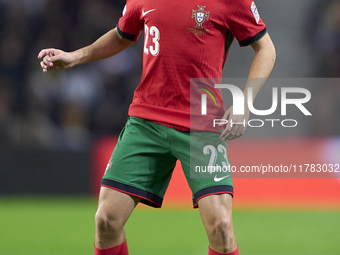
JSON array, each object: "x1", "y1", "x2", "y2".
[{"x1": 0, "y1": 0, "x2": 339, "y2": 195}]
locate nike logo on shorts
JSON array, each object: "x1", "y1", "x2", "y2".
[
  {"x1": 142, "y1": 9, "x2": 156, "y2": 17},
  {"x1": 214, "y1": 175, "x2": 230, "y2": 182}
]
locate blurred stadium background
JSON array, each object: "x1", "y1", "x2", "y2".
[{"x1": 0, "y1": 0, "x2": 339, "y2": 254}]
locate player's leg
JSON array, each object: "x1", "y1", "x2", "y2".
[
  {"x1": 198, "y1": 193, "x2": 239, "y2": 255},
  {"x1": 170, "y1": 130, "x2": 238, "y2": 254},
  {"x1": 95, "y1": 117, "x2": 177, "y2": 254},
  {"x1": 95, "y1": 186, "x2": 140, "y2": 252}
]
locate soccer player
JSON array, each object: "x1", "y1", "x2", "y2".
[{"x1": 38, "y1": 1, "x2": 275, "y2": 254}]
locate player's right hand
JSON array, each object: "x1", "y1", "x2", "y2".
[{"x1": 38, "y1": 48, "x2": 75, "y2": 72}]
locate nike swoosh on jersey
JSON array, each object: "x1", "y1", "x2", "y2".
[
  {"x1": 214, "y1": 175, "x2": 230, "y2": 182},
  {"x1": 142, "y1": 9, "x2": 156, "y2": 17}
]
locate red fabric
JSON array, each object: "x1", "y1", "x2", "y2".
[
  {"x1": 118, "y1": 0, "x2": 266, "y2": 131},
  {"x1": 94, "y1": 240, "x2": 128, "y2": 255},
  {"x1": 209, "y1": 246, "x2": 239, "y2": 255}
]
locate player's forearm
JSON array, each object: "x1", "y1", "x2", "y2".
[
  {"x1": 244, "y1": 33, "x2": 276, "y2": 102},
  {"x1": 71, "y1": 28, "x2": 134, "y2": 66}
]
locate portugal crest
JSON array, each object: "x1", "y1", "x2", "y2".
[{"x1": 191, "y1": 5, "x2": 209, "y2": 29}]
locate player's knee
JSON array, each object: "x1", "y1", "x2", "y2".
[
  {"x1": 95, "y1": 209, "x2": 122, "y2": 235},
  {"x1": 213, "y1": 217, "x2": 231, "y2": 236},
  {"x1": 95, "y1": 210, "x2": 112, "y2": 231}
]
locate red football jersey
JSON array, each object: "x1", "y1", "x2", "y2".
[{"x1": 117, "y1": 0, "x2": 266, "y2": 131}]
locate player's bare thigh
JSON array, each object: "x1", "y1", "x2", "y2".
[
  {"x1": 198, "y1": 193, "x2": 237, "y2": 253},
  {"x1": 97, "y1": 186, "x2": 141, "y2": 216},
  {"x1": 95, "y1": 187, "x2": 141, "y2": 248}
]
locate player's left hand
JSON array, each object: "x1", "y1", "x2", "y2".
[{"x1": 219, "y1": 105, "x2": 249, "y2": 141}]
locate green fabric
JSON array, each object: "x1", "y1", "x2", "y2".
[{"x1": 103, "y1": 117, "x2": 233, "y2": 200}]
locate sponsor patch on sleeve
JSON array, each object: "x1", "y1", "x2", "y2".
[
  {"x1": 122, "y1": 5, "x2": 127, "y2": 16},
  {"x1": 251, "y1": 1, "x2": 260, "y2": 24}
]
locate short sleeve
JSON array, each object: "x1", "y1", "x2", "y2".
[
  {"x1": 117, "y1": 0, "x2": 143, "y2": 42},
  {"x1": 227, "y1": 0, "x2": 267, "y2": 47}
]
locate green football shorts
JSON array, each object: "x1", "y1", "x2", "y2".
[{"x1": 102, "y1": 117, "x2": 233, "y2": 208}]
